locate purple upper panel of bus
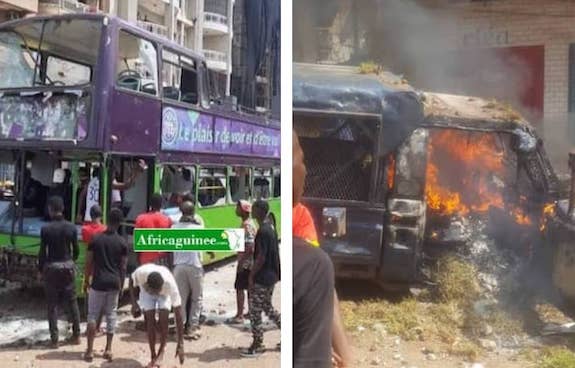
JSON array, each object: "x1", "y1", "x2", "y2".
[
  {"x1": 0, "y1": 14, "x2": 280, "y2": 160},
  {"x1": 161, "y1": 106, "x2": 280, "y2": 159}
]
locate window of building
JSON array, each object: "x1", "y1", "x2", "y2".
[
  {"x1": 161, "y1": 49, "x2": 198, "y2": 104},
  {"x1": 198, "y1": 167, "x2": 227, "y2": 207},
  {"x1": 116, "y1": 31, "x2": 158, "y2": 96}
]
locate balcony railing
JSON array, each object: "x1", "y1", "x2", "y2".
[
  {"x1": 203, "y1": 49, "x2": 227, "y2": 63},
  {"x1": 204, "y1": 12, "x2": 228, "y2": 26},
  {"x1": 137, "y1": 20, "x2": 169, "y2": 39},
  {"x1": 39, "y1": 0, "x2": 91, "y2": 13}
]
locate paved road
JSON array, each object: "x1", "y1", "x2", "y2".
[{"x1": 0, "y1": 261, "x2": 281, "y2": 367}]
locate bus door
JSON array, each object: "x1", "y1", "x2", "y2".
[
  {"x1": 106, "y1": 155, "x2": 154, "y2": 272},
  {"x1": 106, "y1": 155, "x2": 154, "y2": 231}
]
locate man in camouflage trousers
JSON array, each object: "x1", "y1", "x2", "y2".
[{"x1": 241, "y1": 200, "x2": 281, "y2": 357}]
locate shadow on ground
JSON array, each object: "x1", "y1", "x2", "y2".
[{"x1": 187, "y1": 346, "x2": 242, "y2": 363}]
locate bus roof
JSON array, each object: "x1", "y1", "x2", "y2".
[
  {"x1": 293, "y1": 63, "x2": 422, "y2": 116},
  {"x1": 0, "y1": 13, "x2": 206, "y2": 62}
]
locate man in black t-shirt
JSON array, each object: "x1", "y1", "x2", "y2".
[
  {"x1": 292, "y1": 131, "x2": 335, "y2": 368},
  {"x1": 83, "y1": 208, "x2": 128, "y2": 362},
  {"x1": 39, "y1": 196, "x2": 80, "y2": 348},
  {"x1": 240, "y1": 199, "x2": 281, "y2": 357}
]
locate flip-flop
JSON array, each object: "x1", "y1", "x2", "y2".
[{"x1": 225, "y1": 317, "x2": 243, "y2": 324}]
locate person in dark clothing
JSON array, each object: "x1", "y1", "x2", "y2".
[
  {"x1": 293, "y1": 131, "x2": 336, "y2": 368},
  {"x1": 38, "y1": 196, "x2": 81, "y2": 348},
  {"x1": 23, "y1": 169, "x2": 46, "y2": 214},
  {"x1": 83, "y1": 208, "x2": 128, "y2": 362},
  {"x1": 241, "y1": 199, "x2": 281, "y2": 357}
]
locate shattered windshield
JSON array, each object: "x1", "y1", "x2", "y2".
[{"x1": 0, "y1": 18, "x2": 102, "y2": 89}]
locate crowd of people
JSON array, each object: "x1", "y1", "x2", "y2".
[{"x1": 37, "y1": 189, "x2": 281, "y2": 367}]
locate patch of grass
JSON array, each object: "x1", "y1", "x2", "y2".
[
  {"x1": 358, "y1": 61, "x2": 381, "y2": 75},
  {"x1": 538, "y1": 346, "x2": 575, "y2": 368},
  {"x1": 434, "y1": 256, "x2": 481, "y2": 306},
  {"x1": 427, "y1": 302, "x2": 464, "y2": 344},
  {"x1": 447, "y1": 340, "x2": 482, "y2": 362},
  {"x1": 340, "y1": 297, "x2": 422, "y2": 340},
  {"x1": 483, "y1": 99, "x2": 498, "y2": 109},
  {"x1": 498, "y1": 102, "x2": 522, "y2": 122},
  {"x1": 485, "y1": 308, "x2": 524, "y2": 336},
  {"x1": 535, "y1": 303, "x2": 571, "y2": 325}
]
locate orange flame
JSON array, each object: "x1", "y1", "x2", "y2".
[
  {"x1": 539, "y1": 203, "x2": 556, "y2": 231},
  {"x1": 425, "y1": 129, "x2": 532, "y2": 225},
  {"x1": 387, "y1": 155, "x2": 395, "y2": 190}
]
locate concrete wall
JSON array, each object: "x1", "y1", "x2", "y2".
[{"x1": 419, "y1": 0, "x2": 575, "y2": 172}]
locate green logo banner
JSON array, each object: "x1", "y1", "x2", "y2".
[{"x1": 133, "y1": 228, "x2": 245, "y2": 252}]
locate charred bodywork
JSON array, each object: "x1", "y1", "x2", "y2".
[{"x1": 293, "y1": 63, "x2": 561, "y2": 286}]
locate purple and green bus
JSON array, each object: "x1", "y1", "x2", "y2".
[{"x1": 0, "y1": 14, "x2": 280, "y2": 296}]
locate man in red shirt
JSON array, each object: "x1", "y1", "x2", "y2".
[
  {"x1": 135, "y1": 193, "x2": 172, "y2": 265},
  {"x1": 81, "y1": 204, "x2": 107, "y2": 336},
  {"x1": 82, "y1": 205, "x2": 106, "y2": 244}
]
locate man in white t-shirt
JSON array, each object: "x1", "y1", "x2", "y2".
[
  {"x1": 84, "y1": 170, "x2": 100, "y2": 222},
  {"x1": 83, "y1": 161, "x2": 146, "y2": 222},
  {"x1": 170, "y1": 201, "x2": 205, "y2": 340},
  {"x1": 129, "y1": 263, "x2": 185, "y2": 367}
]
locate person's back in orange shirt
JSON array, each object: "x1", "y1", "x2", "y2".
[{"x1": 293, "y1": 203, "x2": 319, "y2": 247}]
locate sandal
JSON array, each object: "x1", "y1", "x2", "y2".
[{"x1": 225, "y1": 316, "x2": 243, "y2": 324}]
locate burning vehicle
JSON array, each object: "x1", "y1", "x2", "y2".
[{"x1": 293, "y1": 63, "x2": 573, "y2": 296}]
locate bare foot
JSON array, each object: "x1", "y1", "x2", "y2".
[
  {"x1": 103, "y1": 350, "x2": 113, "y2": 361},
  {"x1": 156, "y1": 351, "x2": 165, "y2": 367},
  {"x1": 83, "y1": 351, "x2": 93, "y2": 362}
]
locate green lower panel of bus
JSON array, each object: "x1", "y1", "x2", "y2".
[{"x1": 0, "y1": 199, "x2": 281, "y2": 297}]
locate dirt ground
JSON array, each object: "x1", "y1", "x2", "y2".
[
  {"x1": 0, "y1": 261, "x2": 280, "y2": 368},
  {"x1": 347, "y1": 328, "x2": 533, "y2": 368},
  {"x1": 337, "y1": 279, "x2": 575, "y2": 368}
]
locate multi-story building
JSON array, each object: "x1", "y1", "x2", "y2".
[
  {"x1": 231, "y1": 0, "x2": 280, "y2": 118},
  {"x1": 0, "y1": 1, "x2": 38, "y2": 22},
  {"x1": 0, "y1": 0, "x2": 234, "y2": 95}
]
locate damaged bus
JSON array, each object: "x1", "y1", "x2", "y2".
[
  {"x1": 293, "y1": 63, "x2": 562, "y2": 287},
  {"x1": 0, "y1": 14, "x2": 280, "y2": 296}
]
